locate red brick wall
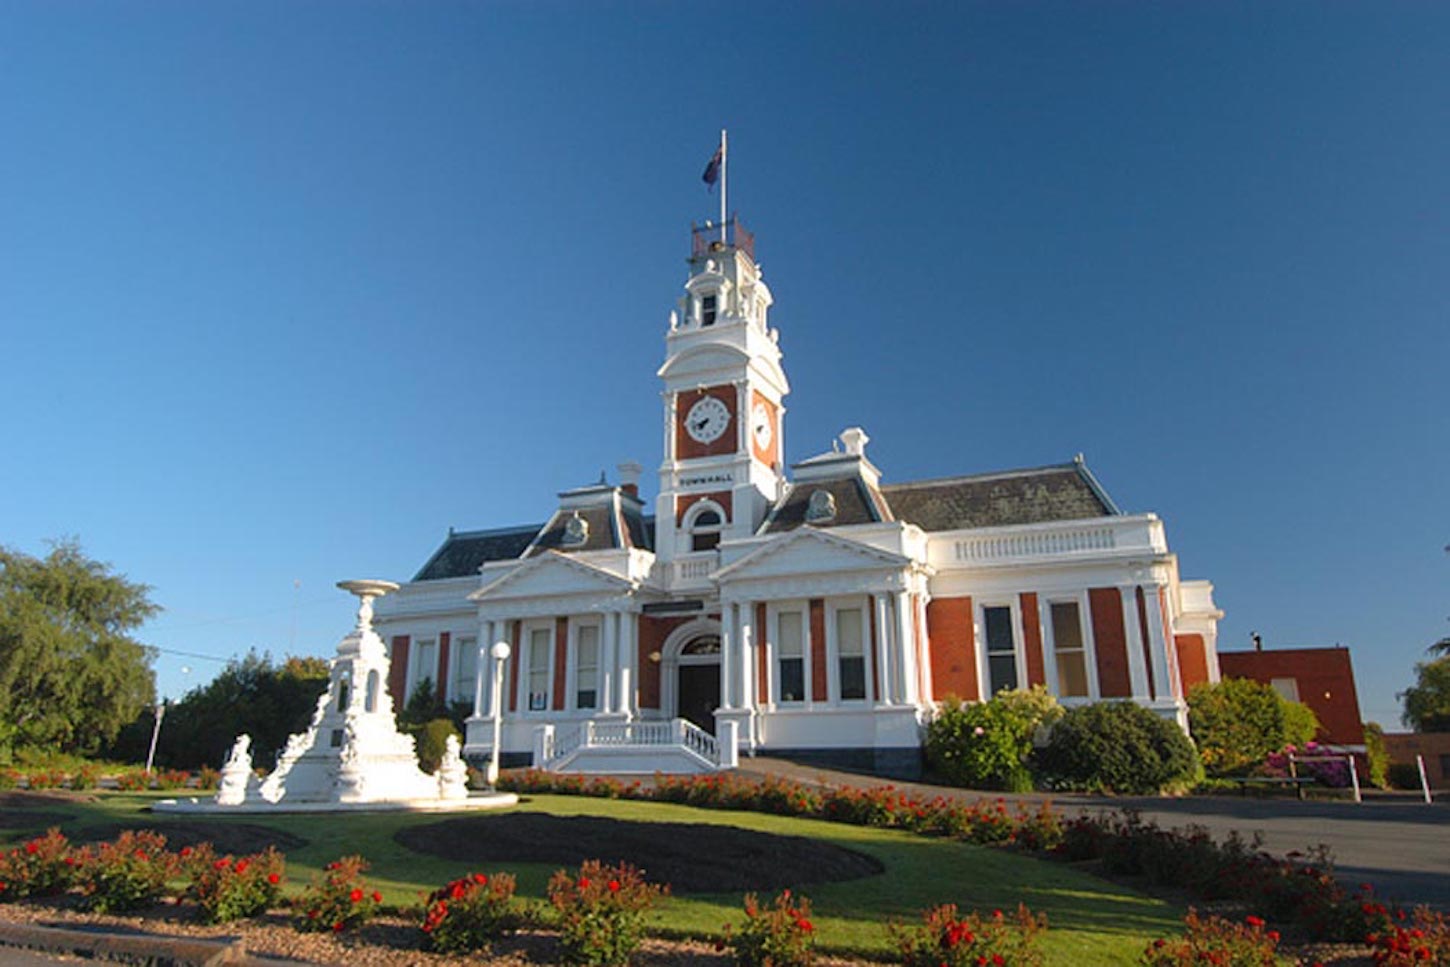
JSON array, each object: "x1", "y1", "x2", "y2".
[
  {"x1": 638, "y1": 615, "x2": 693, "y2": 711},
  {"x1": 1218, "y1": 648, "x2": 1365, "y2": 745},
  {"x1": 388, "y1": 635, "x2": 410, "y2": 708},
  {"x1": 810, "y1": 599, "x2": 827, "y2": 702},
  {"x1": 437, "y1": 632, "x2": 451, "y2": 705},
  {"x1": 508, "y1": 621, "x2": 521, "y2": 713},
  {"x1": 675, "y1": 490, "x2": 733, "y2": 525},
  {"x1": 927, "y1": 596, "x2": 979, "y2": 701},
  {"x1": 1176, "y1": 634, "x2": 1210, "y2": 694},
  {"x1": 1383, "y1": 732, "x2": 1450, "y2": 789},
  {"x1": 756, "y1": 603, "x2": 769, "y2": 703},
  {"x1": 552, "y1": 618, "x2": 568, "y2": 710},
  {"x1": 1020, "y1": 592, "x2": 1045, "y2": 688},
  {"x1": 1089, "y1": 587, "x2": 1132, "y2": 698}
]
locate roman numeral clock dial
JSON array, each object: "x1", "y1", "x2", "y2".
[{"x1": 684, "y1": 396, "x2": 730, "y2": 444}]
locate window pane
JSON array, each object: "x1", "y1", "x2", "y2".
[
  {"x1": 779, "y1": 658, "x2": 804, "y2": 702},
  {"x1": 576, "y1": 628, "x2": 599, "y2": 710},
  {"x1": 528, "y1": 628, "x2": 551, "y2": 711},
  {"x1": 840, "y1": 656, "x2": 866, "y2": 700},
  {"x1": 1056, "y1": 652, "x2": 1088, "y2": 697},
  {"x1": 1049, "y1": 604, "x2": 1083, "y2": 651},
  {"x1": 988, "y1": 653, "x2": 1018, "y2": 694},
  {"x1": 778, "y1": 612, "x2": 803, "y2": 657},
  {"x1": 984, "y1": 608, "x2": 1014, "y2": 651},
  {"x1": 836, "y1": 609, "x2": 863, "y2": 656}
]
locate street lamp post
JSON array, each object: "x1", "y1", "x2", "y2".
[{"x1": 486, "y1": 640, "x2": 511, "y2": 789}]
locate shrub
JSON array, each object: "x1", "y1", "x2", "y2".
[
  {"x1": 115, "y1": 771, "x2": 152, "y2": 791},
  {"x1": 75, "y1": 829, "x2": 177, "y2": 913},
  {"x1": 421, "y1": 871, "x2": 519, "y2": 954},
  {"x1": 727, "y1": 889, "x2": 816, "y2": 967},
  {"x1": 154, "y1": 768, "x2": 192, "y2": 790},
  {"x1": 181, "y1": 843, "x2": 286, "y2": 923},
  {"x1": 1363, "y1": 722, "x2": 1390, "y2": 788},
  {"x1": 547, "y1": 860, "x2": 667, "y2": 966},
  {"x1": 1257, "y1": 742, "x2": 1351, "y2": 788},
  {"x1": 196, "y1": 766, "x2": 221, "y2": 791},
  {"x1": 69, "y1": 766, "x2": 98, "y2": 791},
  {"x1": 925, "y1": 688, "x2": 1061, "y2": 791},
  {"x1": 891, "y1": 903, "x2": 1047, "y2": 967},
  {"x1": 415, "y1": 718, "x2": 460, "y2": 774},
  {"x1": 1188, "y1": 678, "x2": 1319, "y2": 777},
  {"x1": 294, "y1": 855, "x2": 383, "y2": 933},
  {"x1": 26, "y1": 771, "x2": 66, "y2": 790},
  {"x1": 1037, "y1": 701, "x2": 1198, "y2": 794},
  {"x1": 1366, "y1": 906, "x2": 1450, "y2": 965},
  {"x1": 1141, "y1": 909, "x2": 1282, "y2": 966},
  {"x1": 0, "y1": 828, "x2": 76, "y2": 899}
]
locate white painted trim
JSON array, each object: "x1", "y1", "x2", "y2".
[
  {"x1": 766, "y1": 600, "x2": 810, "y2": 707},
  {"x1": 568, "y1": 618, "x2": 603, "y2": 714},
  {"x1": 825, "y1": 596, "x2": 872, "y2": 705},
  {"x1": 519, "y1": 621, "x2": 556, "y2": 716},
  {"x1": 974, "y1": 599, "x2": 1025, "y2": 699},
  {"x1": 1040, "y1": 592, "x2": 1097, "y2": 700}
]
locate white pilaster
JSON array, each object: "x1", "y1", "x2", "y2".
[
  {"x1": 872, "y1": 593, "x2": 895, "y2": 705},
  {"x1": 617, "y1": 611, "x2": 636, "y2": 717},
  {"x1": 720, "y1": 601, "x2": 737, "y2": 709},
  {"x1": 1120, "y1": 586, "x2": 1150, "y2": 699},
  {"x1": 474, "y1": 620, "x2": 493, "y2": 718},
  {"x1": 600, "y1": 610, "x2": 617, "y2": 714},
  {"x1": 894, "y1": 590, "x2": 917, "y2": 704},
  {"x1": 739, "y1": 601, "x2": 756, "y2": 710},
  {"x1": 1142, "y1": 585, "x2": 1173, "y2": 701},
  {"x1": 914, "y1": 592, "x2": 934, "y2": 705}
]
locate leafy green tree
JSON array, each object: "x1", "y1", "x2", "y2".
[
  {"x1": 1399, "y1": 657, "x2": 1450, "y2": 732},
  {"x1": 1362, "y1": 721, "x2": 1390, "y2": 788},
  {"x1": 1187, "y1": 677, "x2": 1321, "y2": 776},
  {"x1": 111, "y1": 652, "x2": 331, "y2": 769},
  {"x1": 0, "y1": 541, "x2": 157, "y2": 759}
]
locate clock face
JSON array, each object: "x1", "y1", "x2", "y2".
[
  {"x1": 751, "y1": 401, "x2": 773, "y2": 449},
  {"x1": 685, "y1": 396, "x2": 731, "y2": 444}
]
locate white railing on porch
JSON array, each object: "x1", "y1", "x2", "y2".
[{"x1": 536, "y1": 717, "x2": 731, "y2": 770}]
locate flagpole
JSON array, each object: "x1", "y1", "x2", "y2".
[{"x1": 719, "y1": 128, "x2": 728, "y2": 243}]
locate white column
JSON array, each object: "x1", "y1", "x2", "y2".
[
  {"x1": 914, "y1": 592, "x2": 934, "y2": 704},
  {"x1": 474, "y1": 619, "x2": 494, "y2": 717},
  {"x1": 1120, "y1": 586, "x2": 1150, "y2": 699},
  {"x1": 720, "y1": 600, "x2": 737, "y2": 709},
  {"x1": 600, "y1": 610, "x2": 617, "y2": 714},
  {"x1": 872, "y1": 593, "x2": 895, "y2": 705},
  {"x1": 1141, "y1": 585, "x2": 1173, "y2": 701},
  {"x1": 894, "y1": 590, "x2": 917, "y2": 704},
  {"x1": 617, "y1": 611, "x2": 636, "y2": 717},
  {"x1": 739, "y1": 601, "x2": 756, "y2": 709}
]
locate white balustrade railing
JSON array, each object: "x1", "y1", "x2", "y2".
[
  {"x1": 541, "y1": 717, "x2": 720, "y2": 767},
  {"x1": 675, "y1": 554, "x2": 716, "y2": 582},
  {"x1": 954, "y1": 525, "x2": 1117, "y2": 562}
]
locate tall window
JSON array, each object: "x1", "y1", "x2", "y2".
[
  {"x1": 777, "y1": 611, "x2": 805, "y2": 702},
  {"x1": 575, "y1": 625, "x2": 600, "y2": 710},
  {"x1": 527, "y1": 627, "x2": 552, "y2": 711},
  {"x1": 1049, "y1": 602, "x2": 1089, "y2": 698},
  {"x1": 983, "y1": 606, "x2": 1018, "y2": 695},
  {"x1": 836, "y1": 607, "x2": 866, "y2": 700},
  {"x1": 411, "y1": 638, "x2": 437, "y2": 698},
  {"x1": 701, "y1": 294, "x2": 717, "y2": 326},
  {"x1": 451, "y1": 635, "x2": 477, "y2": 704}
]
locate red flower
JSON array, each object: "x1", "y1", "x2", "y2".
[
  {"x1": 796, "y1": 918, "x2": 813, "y2": 932},
  {"x1": 578, "y1": 876, "x2": 591, "y2": 889},
  {"x1": 267, "y1": 873, "x2": 280, "y2": 885},
  {"x1": 371, "y1": 891, "x2": 382, "y2": 903},
  {"x1": 214, "y1": 859, "x2": 231, "y2": 870},
  {"x1": 332, "y1": 921, "x2": 344, "y2": 932},
  {"x1": 608, "y1": 879, "x2": 621, "y2": 893},
  {"x1": 993, "y1": 956, "x2": 1004, "y2": 966},
  {"x1": 450, "y1": 883, "x2": 466, "y2": 899},
  {"x1": 473, "y1": 873, "x2": 488, "y2": 885},
  {"x1": 134, "y1": 849, "x2": 149, "y2": 860},
  {"x1": 349, "y1": 887, "x2": 364, "y2": 903},
  {"x1": 1245, "y1": 915, "x2": 1265, "y2": 928},
  {"x1": 235, "y1": 860, "x2": 249, "y2": 874},
  {"x1": 24, "y1": 842, "x2": 37, "y2": 855},
  {"x1": 179, "y1": 846, "x2": 192, "y2": 858}
]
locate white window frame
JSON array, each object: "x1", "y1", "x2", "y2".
[
  {"x1": 975, "y1": 600, "x2": 1024, "y2": 698},
  {"x1": 449, "y1": 634, "x2": 478, "y2": 705},
  {"x1": 520, "y1": 621, "x2": 555, "y2": 715},
  {"x1": 825, "y1": 597, "x2": 871, "y2": 704},
  {"x1": 767, "y1": 601, "x2": 810, "y2": 706},
  {"x1": 683, "y1": 499, "x2": 727, "y2": 553},
  {"x1": 408, "y1": 636, "x2": 438, "y2": 701},
  {"x1": 569, "y1": 619, "x2": 602, "y2": 712},
  {"x1": 1040, "y1": 592, "x2": 1099, "y2": 703}
]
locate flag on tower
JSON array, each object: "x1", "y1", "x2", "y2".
[{"x1": 702, "y1": 143, "x2": 723, "y2": 191}]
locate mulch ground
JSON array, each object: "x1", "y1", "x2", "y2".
[{"x1": 395, "y1": 813, "x2": 884, "y2": 894}]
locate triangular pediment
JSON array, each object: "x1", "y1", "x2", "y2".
[
  {"x1": 470, "y1": 551, "x2": 634, "y2": 602},
  {"x1": 715, "y1": 528, "x2": 912, "y2": 584}
]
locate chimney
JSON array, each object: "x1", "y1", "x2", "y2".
[
  {"x1": 616, "y1": 460, "x2": 642, "y2": 498},
  {"x1": 839, "y1": 427, "x2": 869, "y2": 457}
]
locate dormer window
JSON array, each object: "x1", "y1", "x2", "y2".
[
  {"x1": 701, "y1": 294, "x2": 717, "y2": 327},
  {"x1": 562, "y1": 512, "x2": 589, "y2": 547},
  {"x1": 687, "y1": 505, "x2": 725, "y2": 551}
]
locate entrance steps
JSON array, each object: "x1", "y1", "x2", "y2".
[{"x1": 533, "y1": 718, "x2": 738, "y2": 775}]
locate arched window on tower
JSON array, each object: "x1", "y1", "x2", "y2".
[
  {"x1": 701, "y1": 293, "x2": 717, "y2": 327},
  {"x1": 688, "y1": 505, "x2": 725, "y2": 551}
]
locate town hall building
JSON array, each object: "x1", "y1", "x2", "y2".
[{"x1": 374, "y1": 218, "x2": 1224, "y2": 776}]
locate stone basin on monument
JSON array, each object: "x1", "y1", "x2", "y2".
[{"x1": 156, "y1": 580, "x2": 517, "y2": 814}]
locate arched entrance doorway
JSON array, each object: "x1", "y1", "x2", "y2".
[{"x1": 674, "y1": 635, "x2": 721, "y2": 732}]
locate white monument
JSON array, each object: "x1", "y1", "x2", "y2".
[{"x1": 156, "y1": 580, "x2": 516, "y2": 814}]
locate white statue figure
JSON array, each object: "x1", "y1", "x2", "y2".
[
  {"x1": 437, "y1": 734, "x2": 468, "y2": 800},
  {"x1": 215, "y1": 734, "x2": 258, "y2": 806}
]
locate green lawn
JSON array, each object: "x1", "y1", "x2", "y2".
[{"x1": 1, "y1": 791, "x2": 1182, "y2": 964}]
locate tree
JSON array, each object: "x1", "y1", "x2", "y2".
[
  {"x1": 1187, "y1": 677, "x2": 1322, "y2": 776},
  {"x1": 1399, "y1": 657, "x2": 1450, "y2": 732},
  {"x1": 1428, "y1": 636, "x2": 1450, "y2": 658},
  {"x1": 0, "y1": 541, "x2": 157, "y2": 759},
  {"x1": 111, "y1": 652, "x2": 331, "y2": 770}
]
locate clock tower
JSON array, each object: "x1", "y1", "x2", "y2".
[{"x1": 656, "y1": 218, "x2": 788, "y2": 563}]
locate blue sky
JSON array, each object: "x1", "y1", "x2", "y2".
[{"x1": 1, "y1": 2, "x2": 1445, "y2": 728}]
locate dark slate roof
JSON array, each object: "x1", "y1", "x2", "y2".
[
  {"x1": 880, "y1": 461, "x2": 1118, "y2": 532},
  {"x1": 621, "y1": 499, "x2": 651, "y2": 549},
  {"x1": 527, "y1": 505, "x2": 621, "y2": 556},
  {"x1": 412, "y1": 525, "x2": 541, "y2": 581},
  {"x1": 761, "y1": 477, "x2": 890, "y2": 534}
]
